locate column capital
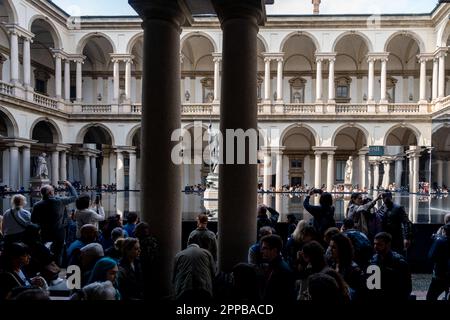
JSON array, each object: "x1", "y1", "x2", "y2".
[
  {"x1": 358, "y1": 147, "x2": 369, "y2": 155},
  {"x1": 434, "y1": 47, "x2": 448, "y2": 58},
  {"x1": 2, "y1": 138, "x2": 38, "y2": 148},
  {"x1": 367, "y1": 52, "x2": 389, "y2": 62},
  {"x1": 129, "y1": 0, "x2": 188, "y2": 27},
  {"x1": 312, "y1": 146, "x2": 337, "y2": 154},
  {"x1": 69, "y1": 55, "x2": 86, "y2": 64},
  {"x1": 212, "y1": 52, "x2": 222, "y2": 62},
  {"x1": 315, "y1": 52, "x2": 336, "y2": 61},
  {"x1": 417, "y1": 53, "x2": 433, "y2": 63},
  {"x1": 0, "y1": 53, "x2": 6, "y2": 64},
  {"x1": 212, "y1": 0, "x2": 267, "y2": 26},
  {"x1": 110, "y1": 54, "x2": 135, "y2": 63},
  {"x1": 5, "y1": 24, "x2": 35, "y2": 39},
  {"x1": 272, "y1": 146, "x2": 286, "y2": 155},
  {"x1": 51, "y1": 49, "x2": 66, "y2": 60}
]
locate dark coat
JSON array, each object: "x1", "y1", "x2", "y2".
[
  {"x1": 376, "y1": 203, "x2": 413, "y2": 253},
  {"x1": 263, "y1": 256, "x2": 296, "y2": 302},
  {"x1": 31, "y1": 185, "x2": 77, "y2": 242},
  {"x1": 118, "y1": 258, "x2": 144, "y2": 300},
  {"x1": 303, "y1": 195, "x2": 336, "y2": 237}
]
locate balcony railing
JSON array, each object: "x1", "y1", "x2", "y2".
[
  {"x1": 182, "y1": 103, "x2": 212, "y2": 114},
  {"x1": 131, "y1": 104, "x2": 141, "y2": 113},
  {"x1": 387, "y1": 103, "x2": 420, "y2": 113},
  {"x1": 284, "y1": 103, "x2": 316, "y2": 113},
  {"x1": 336, "y1": 104, "x2": 368, "y2": 113},
  {"x1": 81, "y1": 104, "x2": 112, "y2": 113},
  {"x1": 33, "y1": 92, "x2": 58, "y2": 110},
  {"x1": 0, "y1": 81, "x2": 13, "y2": 96}
]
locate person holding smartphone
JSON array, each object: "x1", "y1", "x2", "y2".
[
  {"x1": 73, "y1": 193, "x2": 105, "y2": 239},
  {"x1": 303, "y1": 188, "x2": 336, "y2": 242}
]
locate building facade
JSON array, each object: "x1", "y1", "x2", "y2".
[{"x1": 1, "y1": 0, "x2": 450, "y2": 192}]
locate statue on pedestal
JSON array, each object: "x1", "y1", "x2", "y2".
[
  {"x1": 344, "y1": 156, "x2": 353, "y2": 185},
  {"x1": 36, "y1": 152, "x2": 49, "y2": 180}
]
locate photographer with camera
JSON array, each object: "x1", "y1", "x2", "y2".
[
  {"x1": 347, "y1": 192, "x2": 382, "y2": 237},
  {"x1": 73, "y1": 193, "x2": 105, "y2": 239},
  {"x1": 303, "y1": 188, "x2": 336, "y2": 242}
]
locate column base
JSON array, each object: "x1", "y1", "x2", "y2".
[
  {"x1": 262, "y1": 101, "x2": 272, "y2": 114},
  {"x1": 120, "y1": 103, "x2": 131, "y2": 113},
  {"x1": 12, "y1": 83, "x2": 25, "y2": 99},
  {"x1": 419, "y1": 101, "x2": 429, "y2": 113},
  {"x1": 326, "y1": 102, "x2": 336, "y2": 114}
]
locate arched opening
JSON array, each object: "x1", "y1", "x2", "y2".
[
  {"x1": 130, "y1": 36, "x2": 143, "y2": 104},
  {"x1": 72, "y1": 125, "x2": 115, "y2": 187},
  {"x1": 0, "y1": 110, "x2": 16, "y2": 185},
  {"x1": 281, "y1": 126, "x2": 317, "y2": 189},
  {"x1": 431, "y1": 127, "x2": 450, "y2": 191},
  {"x1": 181, "y1": 34, "x2": 215, "y2": 103},
  {"x1": 385, "y1": 126, "x2": 421, "y2": 190},
  {"x1": 281, "y1": 34, "x2": 318, "y2": 103},
  {"x1": 30, "y1": 19, "x2": 60, "y2": 97},
  {"x1": 386, "y1": 34, "x2": 423, "y2": 103},
  {"x1": 334, "y1": 34, "x2": 370, "y2": 103},
  {"x1": 333, "y1": 127, "x2": 367, "y2": 189},
  {"x1": 30, "y1": 120, "x2": 61, "y2": 183},
  {"x1": 80, "y1": 34, "x2": 115, "y2": 104}
]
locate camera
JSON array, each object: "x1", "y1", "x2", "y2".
[
  {"x1": 57, "y1": 180, "x2": 65, "y2": 185},
  {"x1": 313, "y1": 188, "x2": 321, "y2": 194}
]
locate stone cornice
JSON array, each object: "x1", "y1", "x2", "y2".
[{"x1": 4, "y1": 24, "x2": 35, "y2": 39}]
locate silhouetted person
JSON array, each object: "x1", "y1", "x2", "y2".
[
  {"x1": 303, "y1": 189, "x2": 336, "y2": 240},
  {"x1": 187, "y1": 213, "x2": 217, "y2": 262},
  {"x1": 426, "y1": 223, "x2": 450, "y2": 300}
]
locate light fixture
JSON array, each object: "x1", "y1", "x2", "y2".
[
  {"x1": 363, "y1": 93, "x2": 367, "y2": 101},
  {"x1": 185, "y1": 90, "x2": 190, "y2": 101},
  {"x1": 97, "y1": 93, "x2": 102, "y2": 101}
]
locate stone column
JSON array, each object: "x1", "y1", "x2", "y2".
[
  {"x1": 83, "y1": 154, "x2": 91, "y2": 187},
  {"x1": 367, "y1": 163, "x2": 373, "y2": 190},
  {"x1": 22, "y1": 146, "x2": 30, "y2": 189},
  {"x1": 316, "y1": 57, "x2": 323, "y2": 102},
  {"x1": 419, "y1": 57, "x2": 427, "y2": 102},
  {"x1": 129, "y1": 151, "x2": 137, "y2": 191},
  {"x1": 60, "y1": 151, "x2": 67, "y2": 182},
  {"x1": 8, "y1": 29, "x2": 19, "y2": 85},
  {"x1": 314, "y1": 151, "x2": 322, "y2": 188},
  {"x1": 264, "y1": 56, "x2": 271, "y2": 101},
  {"x1": 395, "y1": 158, "x2": 403, "y2": 189},
  {"x1": 408, "y1": 154, "x2": 413, "y2": 192},
  {"x1": 51, "y1": 151, "x2": 59, "y2": 186},
  {"x1": 413, "y1": 154, "x2": 420, "y2": 193},
  {"x1": 368, "y1": 56, "x2": 375, "y2": 102},
  {"x1": 9, "y1": 146, "x2": 19, "y2": 190},
  {"x1": 125, "y1": 58, "x2": 133, "y2": 102},
  {"x1": 213, "y1": 54, "x2": 221, "y2": 102},
  {"x1": 446, "y1": 160, "x2": 450, "y2": 187},
  {"x1": 437, "y1": 159, "x2": 444, "y2": 188},
  {"x1": 326, "y1": 152, "x2": 334, "y2": 192},
  {"x1": 373, "y1": 161, "x2": 380, "y2": 190},
  {"x1": 54, "y1": 52, "x2": 63, "y2": 99},
  {"x1": 358, "y1": 151, "x2": 367, "y2": 190},
  {"x1": 276, "y1": 57, "x2": 283, "y2": 102},
  {"x1": 116, "y1": 150, "x2": 124, "y2": 190},
  {"x1": 382, "y1": 160, "x2": 391, "y2": 189},
  {"x1": 263, "y1": 150, "x2": 272, "y2": 191},
  {"x1": 328, "y1": 56, "x2": 336, "y2": 102},
  {"x1": 90, "y1": 156, "x2": 97, "y2": 187},
  {"x1": 67, "y1": 155, "x2": 73, "y2": 181},
  {"x1": 113, "y1": 59, "x2": 120, "y2": 102},
  {"x1": 23, "y1": 37, "x2": 31, "y2": 88},
  {"x1": 275, "y1": 151, "x2": 283, "y2": 191},
  {"x1": 438, "y1": 50, "x2": 446, "y2": 99},
  {"x1": 380, "y1": 57, "x2": 388, "y2": 102},
  {"x1": 214, "y1": 0, "x2": 264, "y2": 272},
  {"x1": 432, "y1": 58, "x2": 438, "y2": 100},
  {"x1": 64, "y1": 60, "x2": 71, "y2": 101},
  {"x1": 76, "y1": 59, "x2": 83, "y2": 102}
]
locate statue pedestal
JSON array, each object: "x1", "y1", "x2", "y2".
[
  {"x1": 344, "y1": 183, "x2": 353, "y2": 193},
  {"x1": 203, "y1": 173, "x2": 218, "y2": 220},
  {"x1": 30, "y1": 178, "x2": 51, "y2": 196}
]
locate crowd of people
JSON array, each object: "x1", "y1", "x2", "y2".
[
  {"x1": 0, "y1": 181, "x2": 157, "y2": 300},
  {"x1": 0, "y1": 182, "x2": 449, "y2": 302}
]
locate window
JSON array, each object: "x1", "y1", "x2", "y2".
[
  {"x1": 35, "y1": 79, "x2": 46, "y2": 95},
  {"x1": 336, "y1": 160, "x2": 345, "y2": 182},
  {"x1": 201, "y1": 78, "x2": 214, "y2": 103},
  {"x1": 335, "y1": 76, "x2": 351, "y2": 103},
  {"x1": 291, "y1": 159, "x2": 302, "y2": 168},
  {"x1": 289, "y1": 77, "x2": 306, "y2": 103},
  {"x1": 34, "y1": 69, "x2": 50, "y2": 95}
]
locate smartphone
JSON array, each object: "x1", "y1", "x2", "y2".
[
  {"x1": 57, "y1": 180, "x2": 65, "y2": 185},
  {"x1": 95, "y1": 194, "x2": 101, "y2": 204}
]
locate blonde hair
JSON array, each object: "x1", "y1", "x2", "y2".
[
  {"x1": 11, "y1": 194, "x2": 26, "y2": 209},
  {"x1": 291, "y1": 220, "x2": 307, "y2": 242}
]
